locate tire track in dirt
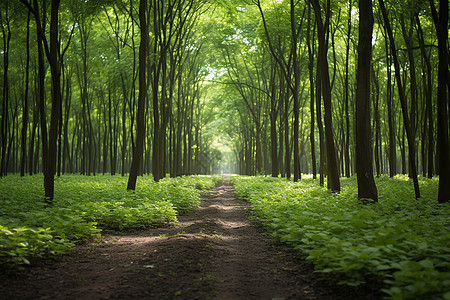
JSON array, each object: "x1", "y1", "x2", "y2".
[{"x1": 1, "y1": 179, "x2": 371, "y2": 299}]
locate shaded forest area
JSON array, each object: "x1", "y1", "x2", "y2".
[{"x1": 0, "y1": 0, "x2": 449, "y2": 202}]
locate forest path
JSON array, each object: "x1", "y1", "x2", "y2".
[{"x1": 2, "y1": 180, "x2": 345, "y2": 299}]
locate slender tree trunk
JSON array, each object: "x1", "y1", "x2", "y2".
[
  {"x1": 21, "y1": 11, "x2": 31, "y2": 177},
  {"x1": 356, "y1": 0, "x2": 377, "y2": 201},
  {"x1": 57, "y1": 63, "x2": 65, "y2": 177},
  {"x1": 379, "y1": 0, "x2": 420, "y2": 198},
  {"x1": 400, "y1": 14, "x2": 418, "y2": 179},
  {"x1": 270, "y1": 61, "x2": 278, "y2": 177},
  {"x1": 121, "y1": 96, "x2": 127, "y2": 176},
  {"x1": 0, "y1": 5, "x2": 11, "y2": 177},
  {"x1": 415, "y1": 15, "x2": 434, "y2": 178},
  {"x1": 44, "y1": 0, "x2": 63, "y2": 201},
  {"x1": 291, "y1": 0, "x2": 301, "y2": 182},
  {"x1": 127, "y1": 0, "x2": 148, "y2": 190},
  {"x1": 62, "y1": 75, "x2": 71, "y2": 174},
  {"x1": 26, "y1": 0, "x2": 50, "y2": 193},
  {"x1": 307, "y1": 3, "x2": 317, "y2": 179},
  {"x1": 278, "y1": 82, "x2": 285, "y2": 177},
  {"x1": 311, "y1": 0, "x2": 340, "y2": 192},
  {"x1": 344, "y1": 0, "x2": 352, "y2": 178},
  {"x1": 315, "y1": 39, "x2": 325, "y2": 186},
  {"x1": 284, "y1": 83, "x2": 291, "y2": 180},
  {"x1": 372, "y1": 66, "x2": 381, "y2": 177},
  {"x1": 108, "y1": 87, "x2": 115, "y2": 175},
  {"x1": 102, "y1": 95, "x2": 108, "y2": 175},
  {"x1": 29, "y1": 77, "x2": 38, "y2": 176},
  {"x1": 384, "y1": 28, "x2": 396, "y2": 177}
]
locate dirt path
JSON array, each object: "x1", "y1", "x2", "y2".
[{"x1": 1, "y1": 180, "x2": 371, "y2": 299}]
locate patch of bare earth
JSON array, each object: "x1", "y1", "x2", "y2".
[{"x1": 0, "y1": 180, "x2": 382, "y2": 299}]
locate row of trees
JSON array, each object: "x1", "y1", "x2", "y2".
[
  {"x1": 0, "y1": 0, "x2": 448, "y2": 203},
  {"x1": 0, "y1": 0, "x2": 224, "y2": 200},
  {"x1": 212, "y1": 0, "x2": 448, "y2": 202}
]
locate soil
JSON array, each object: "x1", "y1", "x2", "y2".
[{"x1": 0, "y1": 180, "x2": 382, "y2": 299}]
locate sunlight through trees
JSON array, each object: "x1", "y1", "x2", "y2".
[{"x1": 0, "y1": 0, "x2": 448, "y2": 202}]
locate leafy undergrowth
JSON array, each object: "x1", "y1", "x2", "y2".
[
  {"x1": 231, "y1": 175, "x2": 450, "y2": 300},
  {"x1": 0, "y1": 174, "x2": 220, "y2": 271}
]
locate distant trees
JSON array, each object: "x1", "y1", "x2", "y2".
[
  {"x1": 0, "y1": 1, "x2": 12, "y2": 177},
  {"x1": 0, "y1": 0, "x2": 448, "y2": 203},
  {"x1": 0, "y1": 0, "x2": 220, "y2": 199},
  {"x1": 215, "y1": 0, "x2": 447, "y2": 202}
]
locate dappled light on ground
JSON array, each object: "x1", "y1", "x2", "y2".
[{"x1": 0, "y1": 180, "x2": 372, "y2": 299}]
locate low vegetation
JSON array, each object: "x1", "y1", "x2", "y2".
[
  {"x1": 231, "y1": 175, "x2": 450, "y2": 300},
  {"x1": 0, "y1": 174, "x2": 220, "y2": 271}
]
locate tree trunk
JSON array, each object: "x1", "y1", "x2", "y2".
[
  {"x1": 430, "y1": 0, "x2": 450, "y2": 203},
  {"x1": 284, "y1": 83, "x2": 291, "y2": 180},
  {"x1": 29, "y1": 77, "x2": 38, "y2": 175},
  {"x1": 307, "y1": 3, "x2": 317, "y2": 179},
  {"x1": 379, "y1": 0, "x2": 420, "y2": 198},
  {"x1": 270, "y1": 61, "x2": 279, "y2": 177},
  {"x1": 21, "y1": 11, "x2": 31, "y2": 177},
  {"x1": 415, "y1": 15, "x2": 434, "y2": 178},
  {"x1": 315, "y1": 39, "x2": 325, "y2": 186},
  {"x1": 311, "y1": 0, "x2": 340, "y2": 192},
  {"x1": 383, "y1": 28, "x2": 396, "y2": 177},
  {"x1": 290, "y1": 0, "x2": 301, "y2": 182},
  {"x1": 400, "y1": 14, "x2": 418, "y2": 179},
  {"x1": 0, "y1": 4, "x2": 11, "y2": 177},
  {"x1": 278, "y1": 81, "x2": 285, "y2": 177},
  {"x1": 372, "y1": 66, "x2": 381, "y2": 177},
  {"x1": 44, "y1": 0, "x2": 62, "y2": 201},
  {"x1": 344, "y1": 0, "x2": 352, "y2": 178},
  {"x1": 108, "y1": 87, "x2": 115, "y2": 175},
  {"x1": 62, "y1": 74, "x2": 71, "y2": 174},
  {"x1": 356, "y1": 0, "x2": 377, "y2": 202},
  {"x1": 127, "y1": 0, "x2": 148, "y2": 190},
  {"x1": 121, "y1": 95, "x2": 127, "y2": 176}
]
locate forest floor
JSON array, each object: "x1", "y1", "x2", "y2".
[{"x1": 1, "y1": 180, "x2": 381, "y2": 299}]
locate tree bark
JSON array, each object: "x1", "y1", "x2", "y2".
[
  {"x1": 307, "y1": 3, "x2": 317, "y2": 179},
  {"x1": 400, "y1": 14, "x2": 418, "y2": 179},
  {"x1": 379, "y1": 0, "x2": 420, "y2": 198},
  {"x1": 270, "y1": 60, "x2": 279, "y2": 177},
  {"x1": 291, "y1": 0, "x2": 301, "y2": 182},
  {"x1": 356, "y1": 0, "x2": 378, "y2": 201},
  {"x1": 20, "y1": 11, "x2": 31, "y2": 177},
  {"x1": 372, "y1": 65, "x2": 381, "y2": 177},
  {"x1": 311, "y1": 0, "x2": 340, "y2": 192},
  {"x1": 430, "y1": 0, "x2": 450, "y2": 203},
  {"x1": 383, "y1": 25, "x2": 396, "y2": 177},
  {"x1": 29, "y1": 76, "x2": 38, "y2": 175},
  {"x1": 0, "y1": 4, "x2": 11, "y2": 177},
  {"x1": 44, "y1": 0, "x2": 62, "y2": 201},
  {"x1": 127, "y1": 0, "x2": 148, "y2": 190},
  {"x1": 344, "y1": 0, "x2": 352, "y2": 178}
]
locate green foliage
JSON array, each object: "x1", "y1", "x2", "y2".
[
  {"x1": 0, "y1": 174, "x2": 220, "y2": 271},
  {"x1": 231, "y1": 175, "x2": 450, "y2": 299}
]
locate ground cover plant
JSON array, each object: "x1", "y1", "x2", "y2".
[
  {"x1": 231, "y1": 175, "x2": 450, "y2": 300},
  {"x1": 0, "y1": 174, "x2": 220, "y2": 271}
]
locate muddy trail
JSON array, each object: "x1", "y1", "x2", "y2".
[{"x1": 1, "y1": 180, "x2": 379, "y2": 299}]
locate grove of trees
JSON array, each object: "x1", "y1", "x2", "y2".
[{"x1": 0, "y1": 0, "x2": 449, "y2": 203}]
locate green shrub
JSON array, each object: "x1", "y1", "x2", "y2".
[
  {"x1": 0, "y1": 174, "x2": 220, "y2": 270},
  {"x1": 231, "y1": 175, "x2": 450, "y2": 299}
]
